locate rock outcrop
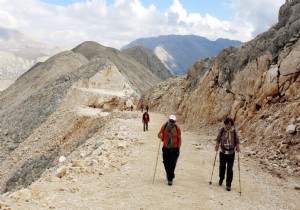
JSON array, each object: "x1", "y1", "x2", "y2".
[{"x1": 140, "y1": 0, "x2": 300, "y2": 179}]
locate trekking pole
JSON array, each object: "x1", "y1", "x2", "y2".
[
  {"x1": 238, "y1": 152, "x2": 242, "y2": 196},
  {"x1": 152, "y1": 140, "x2": 161, "y2": 184},
  {"x1": 209, "y1": 151, "x2": 218, "y2": 185}
]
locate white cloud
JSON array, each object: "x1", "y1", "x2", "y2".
[
  {"x1": 232, "y1": 0, "x2": 285, "y2": 35},
  {"x1": 0, "y1": 0, "x2": 286, "y2": 49}
]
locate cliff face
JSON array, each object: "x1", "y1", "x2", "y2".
[{"x1": 140, "y1": 0, "x2": 300, "y2": 178}]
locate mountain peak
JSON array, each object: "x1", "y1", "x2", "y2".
[{"x1": 121, "y1": 34, "x2": 242, "y2": 75}]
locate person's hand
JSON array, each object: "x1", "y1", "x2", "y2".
[
  {"x1": 215, "y1": 145, "x2": 219, "y2": 152},
  {"x1": 236, "y1": 146, "x2": 240, "y2": 153}
]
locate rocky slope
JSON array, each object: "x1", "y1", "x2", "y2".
[
  {"x1": 122, "y1": 46, "x2": 173, "y2": 80},
  {"x1": 140, "y1": 0, "x2": 300, "y2": 179},
  {"x1": 0, "y1": 42, "x2": 164, "y2": 193}
]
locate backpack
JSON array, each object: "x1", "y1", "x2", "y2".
[{"x1": 161, "y1": 122, "x2": 178, "y2": 143}]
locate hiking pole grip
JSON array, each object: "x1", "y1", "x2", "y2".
[{"x1": 152, "y1": 140, "x2": 161, "y2": 184}]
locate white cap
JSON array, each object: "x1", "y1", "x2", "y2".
[{"x1": 169, "y1": 115, "x2": 176, "y2": 121}]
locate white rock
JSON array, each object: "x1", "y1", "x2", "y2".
[
  {"x1": 117, "y1": 142, "x2": 127, "y2": 149},
  {"x1": 59, "y1": 156, "x2": 66, "y2": 163},
  {"x1": 286, "y1": 124, "x2": 296, "y2": 134}
]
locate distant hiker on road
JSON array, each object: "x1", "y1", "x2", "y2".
[
  {"x1": 157, "y1": 115, "x2": 181, "y2": 186},
  {"x1": 140, "y1": 104, "x2": 144, "y2": 112},
  {"x1": 146, "y1": 105, "x2": 149, "y2": 112},
  {"x1": 142, "y1": 111, "x2": 150, "y2": 131},
  {"x1": 215, "y1": 117, "x2": 240, "y2": 191}
]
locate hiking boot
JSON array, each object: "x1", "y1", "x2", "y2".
[
  {"x1": 219, "y1": 179, "x2": 223, "y2": 186},
  {"x1": 168, "y1": 180, "x2": 173, "y2": 186},
  {"x1": 226, "y1": 186, "x2": 231, "y2": 191}
]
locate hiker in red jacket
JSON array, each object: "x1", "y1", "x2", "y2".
[
  {"x1": 142, "y1": 111, "x2": 150, "y2": 131},
  {"x1": 215, "y1": 117, "x2": 240, "y2": 191},
  {"x1": 157, "y1": 115, "x2": 181, "y2": 186}
]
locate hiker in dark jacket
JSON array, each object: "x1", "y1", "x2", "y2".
[
  {"x1": 157, "y1": 115, "x2": 181, "y2": 186},
  {"x1": 215, "y1": 117, "x2": 240, "y2": 191},
  {"x1": 142, "y1": 111, "x2": 150, "y2": 131}
]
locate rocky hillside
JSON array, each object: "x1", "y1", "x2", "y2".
[
  {"x1": 140, "y1": 0, "x2": 300, "y2": 179},
  {"x1": 71, "y1": 41, "x2": 167, "y2": 94},
  {"x1": 0, "y1": 42, "x2": 164, "y2": 193},
  {"x1": 121, "y1": 35, "x2": 242, "y2": 75},
  {"x1": 122, "y1": 46, "x2": 173, "y2": 80}
]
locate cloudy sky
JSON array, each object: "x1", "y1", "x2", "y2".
[{"x1": 0, "y1": 0, "x2": 285, "y2": 49}]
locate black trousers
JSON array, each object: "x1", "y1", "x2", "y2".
[
  {"x1": 143, "y1": 122, "x2": 148, "y2": 131},
  {"x1": 219, "y1": 152, "x2": 235, "y2": 186},
  {"x1": 162, "y1": 147, "x2": 180, "y2": 181}
]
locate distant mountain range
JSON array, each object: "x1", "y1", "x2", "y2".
[
  {"x1": 0, "y1": 28, "x2": 242, "y2": 82},
  {"x1": 0, "y1": 27, "x2": 66, "y2": 80},
  {"x1": 121, "y1": 35, "x2": 242, "y2": 75}
]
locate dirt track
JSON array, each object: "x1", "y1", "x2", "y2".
[{"x1": 1, "y1": 112, "x2": 299, "y2": 210}]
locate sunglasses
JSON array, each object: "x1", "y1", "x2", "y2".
[{"x1": 169, "y1": 120, "x2": 175, "y2": 123}]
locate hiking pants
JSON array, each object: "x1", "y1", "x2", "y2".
[
  {"x1": 143, "y1": 122, "x2": 148, "y2": 131},
  {"x1": 219, "y1": 152, "x2": 235, "y2": 186},
  {"x1": 162, "y1": 147, "x2": 180, "y2": 181}
]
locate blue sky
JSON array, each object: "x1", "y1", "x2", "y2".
[{"x1": 1, "y1": 0, "x2": 285, "y2": 49}]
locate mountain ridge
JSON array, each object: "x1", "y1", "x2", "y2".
[
  {"x1": 121, "y1": 34, "x2": 242, "y2": 75},
  {"x1": 0, "y1": 42, "x2": 164, "y2": 193}
]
